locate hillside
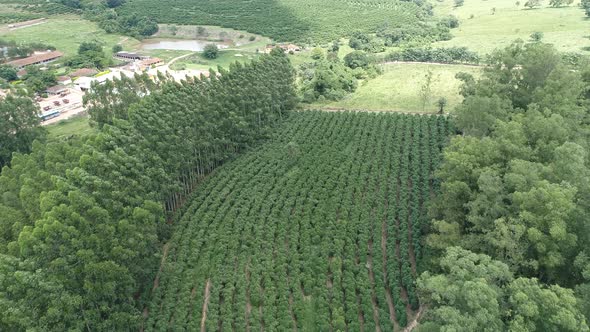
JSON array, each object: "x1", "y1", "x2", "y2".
[
  {"x1": 433, "y1": 0, "x2": 590, "y2": 54},
  {"x1": 145, "y1": 111, "x2": 450, "y2": 330},
  {"x1": 118, "y1": 0, "x2": 425, "y2": 42}
]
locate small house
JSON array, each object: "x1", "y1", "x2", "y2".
[
  {"x1": 115, "y1": 51, "x2": 148, "y2": 61},
  {"x1": 45, "y1": 85, "x2": 68, "y2": 96},
  {"x1": 57, "y1": 76, "x2": 72, "y2": 85},
  {"x1": 71, "y1": 68, "x2": 98, "y2": 78},
  {"x1": 139, "y1": 57, "x2": 163, "y2": 70},
  {"x1": 7, "y1": 51, "x2": 63, "y2": 69}
]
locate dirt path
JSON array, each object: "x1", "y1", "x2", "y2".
[
  {"x1": 7, "y1": 18, "x2": 46, "y2": 30},
  {"x1": 166, "y1": 52, "x2": 196, "y2": 69},
  {"x1": 403, "y1": 306, "x2": 425, "y2": 332},
  {"x1": 200, "y1": 279, "x2": 212, "y2": 332}
]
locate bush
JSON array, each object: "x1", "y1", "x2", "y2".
[
  {"x1": 386, "y1": 46, "x2": 480, "y2": 64},
  {"x1": 0, "y1": 65, "x2": 18, "y2": 81},
  {"x1": 343, "y1": 51, "x2": 370, "y2": 69},
  {"x1": 249, "y1": 36, "x2": 256, "y2": 41},
  {"x1": 439, "y1": 16, "x2": 460, "y2": 29},
  {"x1": 311, "y1": 47, "x2": 324, "y2": 60},
  {"x1": 530, "y1": 31, "x2": 544, "y2": 42},
  {"x1": 300, "y1": 60, "x2": 357, "y2": 102},
  {"x1": 112, "y1": 44, "x2": 123, "y2": 53},
  {"x1": 203, "y1": 44, "x2": 219, "y2": 59}
]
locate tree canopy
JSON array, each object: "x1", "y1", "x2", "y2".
[
  {"x1": 0, "y1": 94, "x2": 45, "y2": 168},
  {"x1": 419, "y1": 247, "x2": 589, "y2": 331},
  {"x1": 426, "y1": 40, "x2": 590, "y2": 327},
  {"x1": 0, "y1": 52, "x2": 296, "y2": 330}
]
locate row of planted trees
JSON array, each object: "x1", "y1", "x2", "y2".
[
  {"x1": 0, "y1": 50, "x2": 296, "y2": 331},
  {"x1": 145, "y1": 111, "x2": 450, "y2": 331}
]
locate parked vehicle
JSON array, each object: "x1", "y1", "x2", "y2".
[
  {"x1": 39, "y1": 110, "x2": 60, "y2": 122},
  {"x1": 43, "y1": 106, "x2": 52, "y2": 111},
  {"x1": 62, "y1": 99, "x2": 69, "y2": 104},
  {"x1": 53, "y1": 101, "x2": 61, "y2": 106}
]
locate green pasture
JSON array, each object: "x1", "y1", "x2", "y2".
[
  {"x1": 319, "y1": 63, "x2": 482, "y2": 113},
  {"x1": 433, "y1": 0, "x2": 590, "y2": 54},
  {"x1": 171, "y1": 50, "x2": 262, "y2": 71},
  {"x1": 0, "y1": 16, "x2": 139, "y2": 57},
  {"x1": 46, "y1": 115, "x2": 93, "y2": 139}
]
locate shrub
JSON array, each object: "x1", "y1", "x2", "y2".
[
  {"x1": 344, "y1": 51, "x2": 370, "y2": 69},
  {"x1": 386, "y1": 46, "x2": 480, "y2": 64},
  {"x1": 203, "y1": 44, "x2": 219, "y2": 59}
]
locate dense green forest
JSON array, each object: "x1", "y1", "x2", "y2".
[
  {"x1": 144, "y1": 111, "x2": 450, "y2": 330},
  {"x1": 0, "y1": 51, "x2": 296, "y2": 330},
  {"x1": 420, "y1": 41, "x2": 590, "y2": 330}
]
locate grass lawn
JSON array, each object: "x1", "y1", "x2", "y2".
[
  {"x1": 172, "y1": 50, "x2": 262, "y2": 71},
  {"x1": 0, "y1": 16, "x2": 140, "y2": 57},
  {"x1": 433, "y1": 0, "x2": 590, "y2": 55},
  {"x1": 46, "y1": 115, "x2": 94, "y2": 140},
  {"x1": 319, "y1": 63, "x2": 481, "y2": 113}
]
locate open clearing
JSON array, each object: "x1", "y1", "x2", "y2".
[
  {"x1": 171, "y1": 50, "x2": 262, "y2": 71},
  {"x1": 433, "y1": 0, "x2": 590, "y2": 54},
  {"x1": 145, "y1": 111, "x2": 450, "y2": 331},
  {"x1": 0, "y1": 16, "x2": 139, "y2": 56},
  {"x1": 320, "y1": 63, "x2": 481, "y2": 113},
  {"x1": 46, "y1": 115, "x2": 93, "y2": 140}
]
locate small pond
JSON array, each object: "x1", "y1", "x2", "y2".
[{"x1": 141, "y1": 39, "x2": 230, "y2": 51}]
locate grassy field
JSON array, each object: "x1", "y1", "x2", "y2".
[
  {"x1": 46, "y1": 115, "x2": 93, "y2": 140},
  {"x1": 0, "y1": 16, "x2": 139, "y2": 57},
  {"x1": 433, "y1": 0, "x2": 590, "y2": 54},
  {"x1": 319, "y1": 63, "x2": 481, "y2": 113},
  {"x1": 171, "y1": 50, "x2": 262, "y2": 71}
]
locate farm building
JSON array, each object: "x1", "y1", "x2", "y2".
[
  {"x1": 115, "y1": 51, "x2": 148, "y2": 61},
  {"x1": 139, "y1": 58, "x2": 163, "y2": 70},
  {"x1": 71, "y1": 68, "x2": 98, "y2": 78},
  {"x1": 45, "y1": 85, "x2": 68, "y2": 95},
  {"x1": 265, "y1": 43, "x2": 301, "y2": 54},
  {"x1": 57, "y1": 76, "x2": 72, "y2": 85},
  {"x1": 7, "y1": 51, "x2": 63, "y2": 69},
  {"x1": 75, "y1": 69, "x2": 135, "y2": 91}
]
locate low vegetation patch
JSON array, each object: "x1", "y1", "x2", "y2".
[{"x1": 320, "y1": 62, "x2": 481, "y2": 112}]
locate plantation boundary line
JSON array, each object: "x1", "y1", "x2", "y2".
[{"x1": 309, "y1": 107, "x2": 448, "y2": 115}]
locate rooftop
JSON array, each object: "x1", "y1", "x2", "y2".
[
  {"x1": 7, "y1": 51, "x2": 63, "y2": 68},
  {"x1": 141, "y1": 58, "x2": 163, "y2": 66},
  {"x1": 71, "y1": 68, "x2": 98, "y2": 77},
  {"x1": 46, "y1": 85, "x2": 68, "y2": 94},
  {"x1": 115, "y1": 51, "x2": 146, "y2": 59}
]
